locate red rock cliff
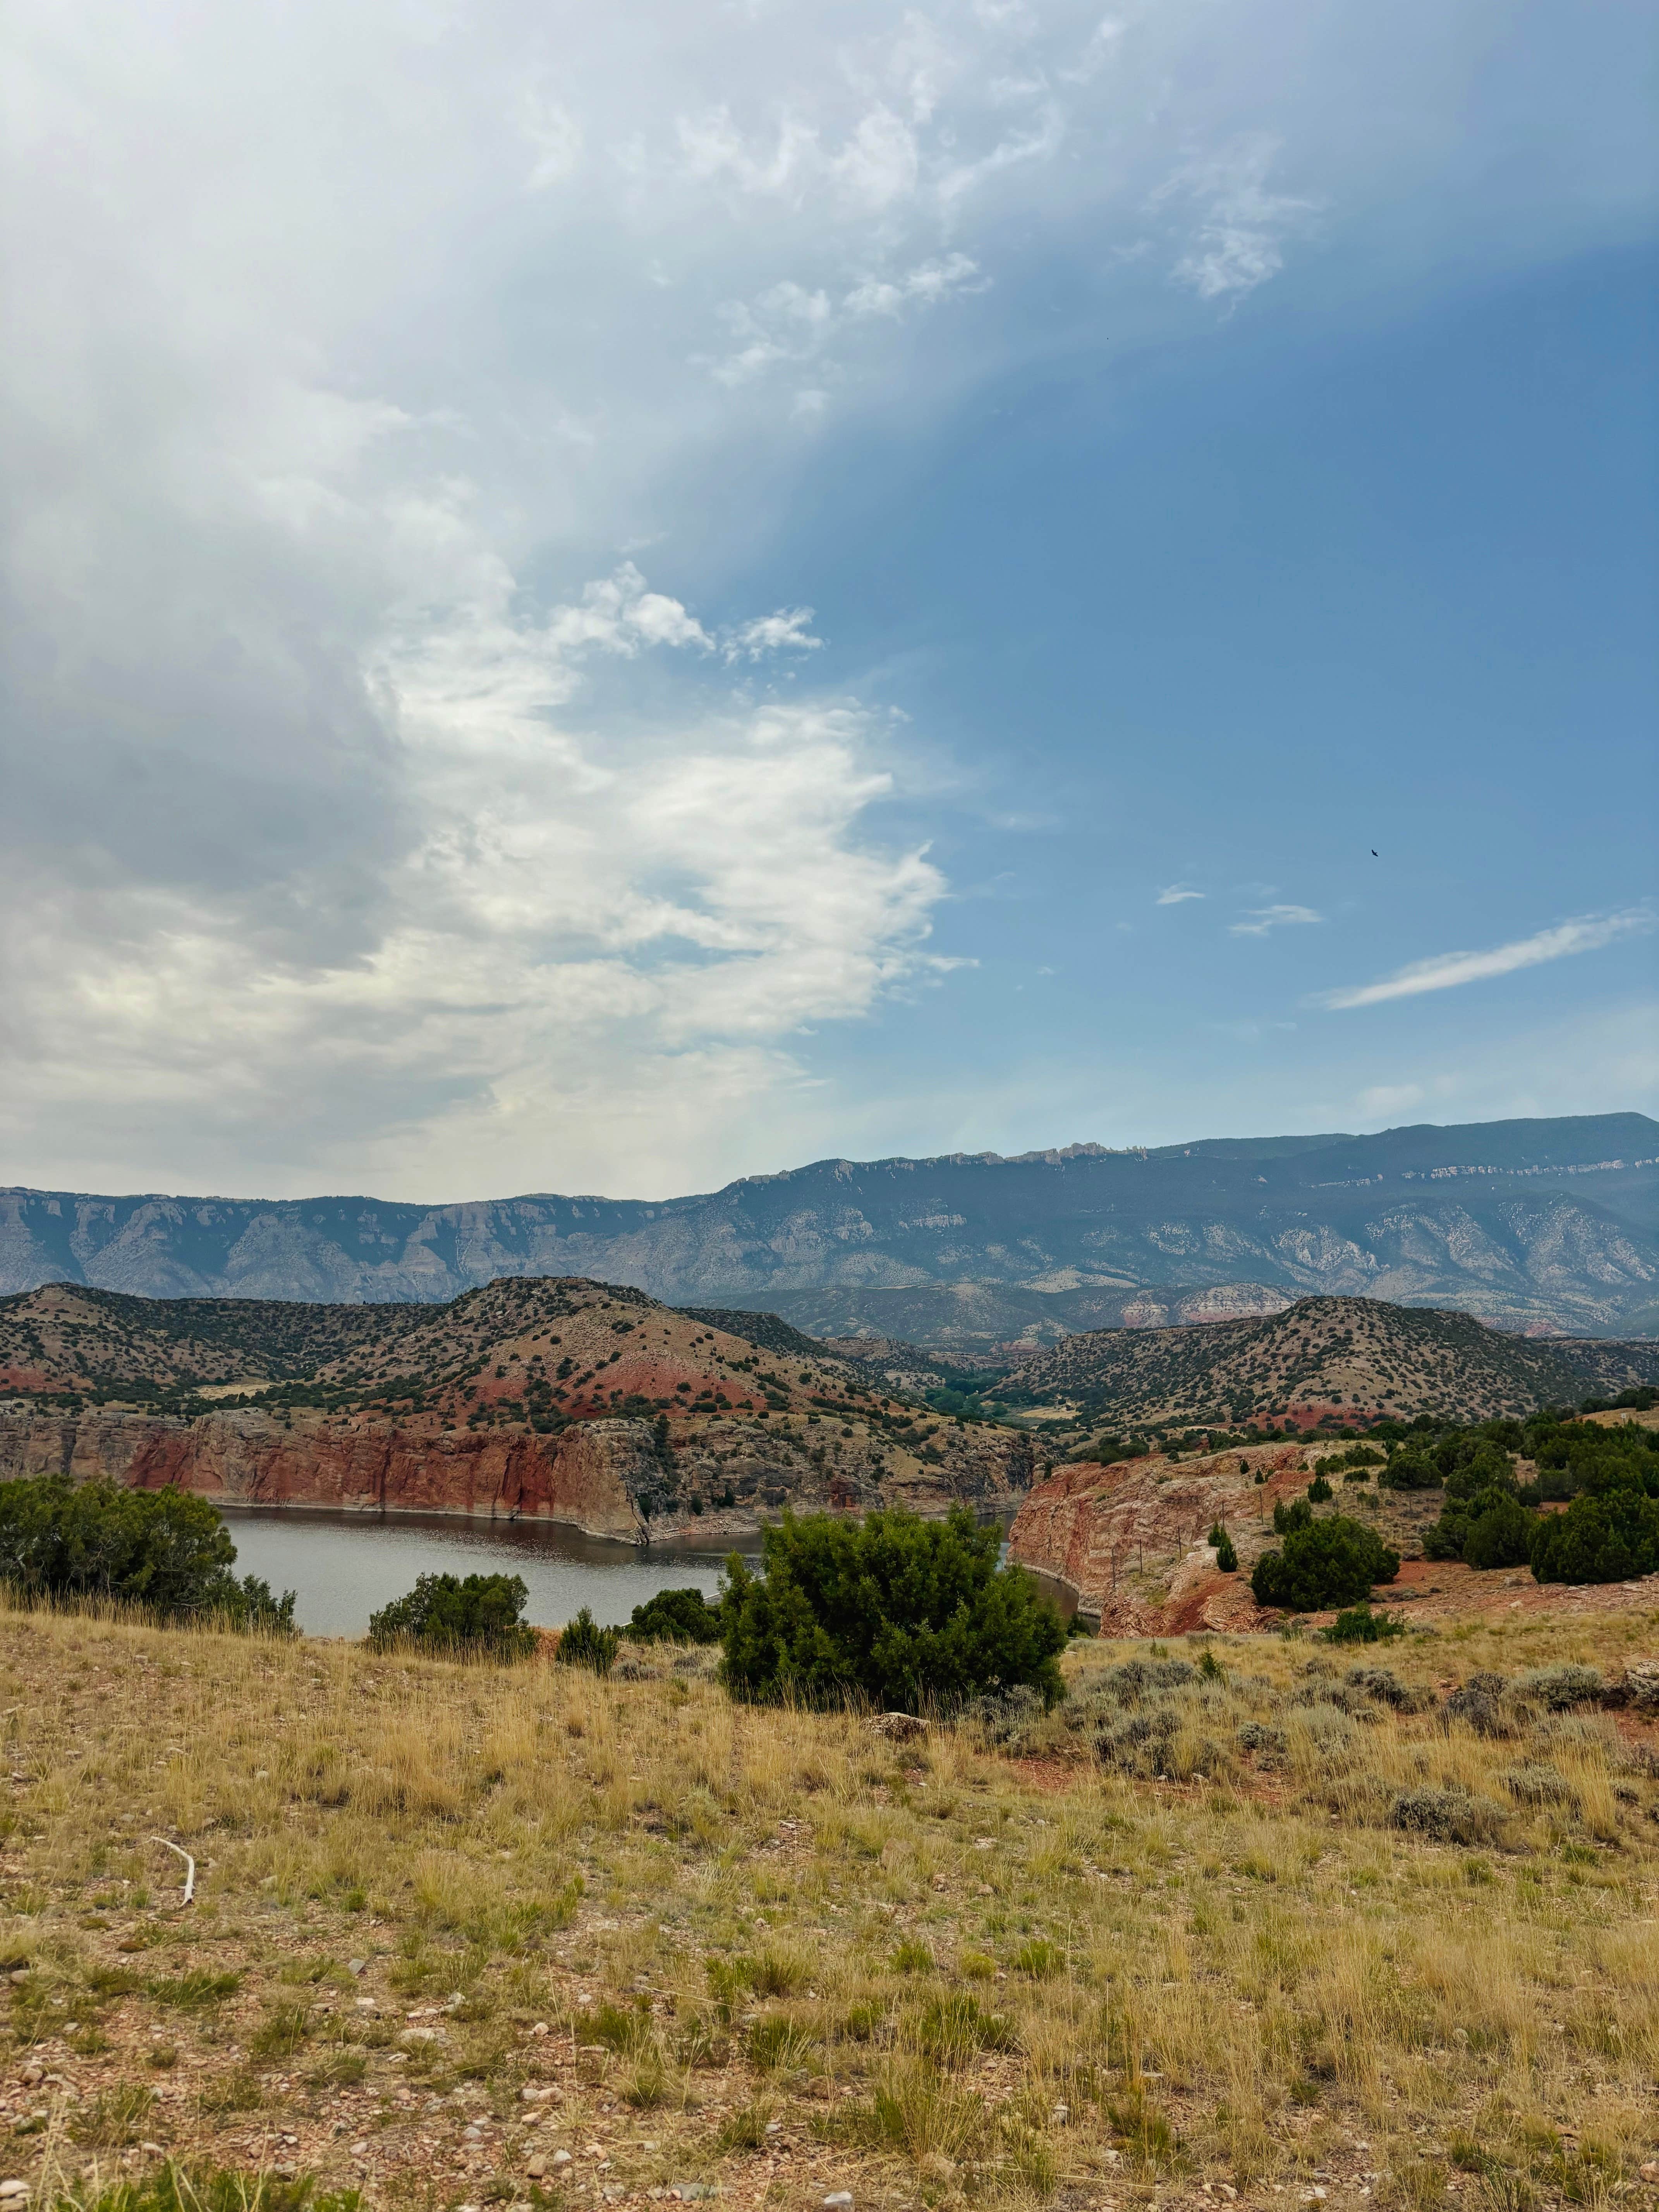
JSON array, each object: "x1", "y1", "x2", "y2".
[
  {"x1": 0, "y1": 1408, "x2": 649, "y2": 1540},
  {"x1": 1009, "y1": 1441, "x2": 1315, "y2": 1633}
]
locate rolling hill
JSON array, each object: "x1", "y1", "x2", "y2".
[
  {"x1": 1002, "y1": 1295, "x2": 1659, "y2": 1429},
  {"x1": 0, "y1": 1278, "x2": 1028, "y2": 1539},
  {"x1": 2, "y1": 1112, "x2": 1656, "y2": 1336}
]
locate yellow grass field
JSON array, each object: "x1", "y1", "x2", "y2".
[{"x1": 0, "y1": 1601, "x2": 1655, "y2": 2212}]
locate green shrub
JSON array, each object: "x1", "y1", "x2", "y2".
[
  {"x1": 1208, "y1": 1522, "x2": 1238, "y2": 1573},
  {"x1": 1250, "y1": 1517, "x2": 1400, "y2": 1612},
  {"x1": 624, "y1": 1587, "x2": 722, "y2": 1643},
  {"x1": 367, "y1": 1572, "x2": 536, "y2": 1658},
  {"x1": 1511, "y1": 1664, "x2": 1604, "y2": 1709},
  {"x1": 1530, "y1": 1489, "x2": 1659, "y2": 1585},
  {"x1": 1388, "y1": 1788, "x2": 1505, "y2": 1845},
  {"x1": 554, "y1": 1605, "x2": 621, "y2": 1673},
  {"x1": 1306, "y1": 1474, "x2": 1333, "y2": 1504},
  {"x1": 0, "y1": 1477, "x2": 294, "y2": 1630},
  {"x1": 64, "y1": 2170, "x2": 364, "y2": 2212},
  {"x1": 1379, "y1": 1452, "x2": 1440, "y2": 1491},
  {"x1": 1320, "y1": 1603, "x2": 1406, "y2": 1644},
  {"x1": 1460, "y1": 1498, "x2": 1537, "y2": 1570},
  {"x1": 720, "y1": 1504, "x2": 1066, "y2": 1712},
  {"x1": 1012, "y1": 1938, "x2": 1065, "y2": 1979}
]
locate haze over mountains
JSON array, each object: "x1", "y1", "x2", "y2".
[{"x1": 3, "y1": 1113, "x2": 1655, "y2": 1348}]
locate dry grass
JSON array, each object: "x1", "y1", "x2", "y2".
[{"x1": 0, "y1": 1601, "x2": 1654, "y2": 2212}]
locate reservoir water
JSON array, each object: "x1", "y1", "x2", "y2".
[{"x1": 220, "y1": 1507, "x2": 756, "y2": 1638}]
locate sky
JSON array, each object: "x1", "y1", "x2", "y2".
[{"x1": 2, "y1": 0, "x2": 1656, "y2": 1204}]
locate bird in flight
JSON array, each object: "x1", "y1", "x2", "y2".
[{"x1": 1370, "y1": 849, "x2": 1378, "y2": 857}]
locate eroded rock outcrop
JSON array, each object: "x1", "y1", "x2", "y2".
[
  {"x1": 1008, "y1": 1442, "x2": 1317, "y2": 1633},
  {"x1": 0, "y1": 1400, "x2": 1033, "y2": 1543},
  {"x1": 0, "y1": 1408, "x2": 648, "y2": 1539}
]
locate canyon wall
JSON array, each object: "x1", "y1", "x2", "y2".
[
  {"x1": 0, "y1": 1404, "x2": 1034, "y2": 1544},
  {"x1": 0, "y1": 1407, "x2": 649, "y2": 1539},
  {"x1": 1008, "y1": 1443, "x2": 1317, "y2": 1633}
]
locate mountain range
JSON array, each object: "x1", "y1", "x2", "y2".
[{"x1": 3, "y1": 1112, "x2": 1656, "y2": 1345}]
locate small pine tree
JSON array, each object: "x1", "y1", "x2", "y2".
[
  {"x1": 555, "y1": 1606, "x2": 621, "y2": 1673},
  {"x1": 1250, "y1": 1516, "x2": 1401, "y2": 1612},
  {"x1": 1208, "y1": 1520, "x2": 1239, "y2": 1573},
  {"x1": 1307, "y1": 1474, "x2": 1334, "y2": 1503},
  {"x1": 1321, "y1": 1602, "x2": 1406, "y2": 1644}
]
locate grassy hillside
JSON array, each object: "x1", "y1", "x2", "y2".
[
  {"x1": 1005, "y1": 1297, "x2": 1659, "y2": 1428},
  {"x1": 0, "y1": 1602, "x2": 1653, "y2": 2209}
]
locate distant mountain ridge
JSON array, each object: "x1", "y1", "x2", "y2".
[{"x1": 3, "y1": 1112, "x2": 1656, "y2": 1337}]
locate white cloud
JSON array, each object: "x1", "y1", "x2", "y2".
[
  {"x1": 723, "y1": 609, "x2": 823, "y2": 661},
  {"x1": 713, "y1": 255, "x2": 983, "y2": 387},
  {"x1": 1320, "y1": 910, "x2": 1656, "y2": 1011},
  {"x1": 844, "y1": 254, "x2": 984, "y2": 319},
  {"x1": 1, "y1": 551, "x2": 946, "y2": 1197},
  {"x1": 1230, "y1": 904, "x2": 1324, "y2": 936},
  {"x1": 1156, "y1": 883, "x2": 1204, "y2": 905},
  {"x1": 1162, "y1": 136, "x2": 1320, "y2": 303},
  {"x1": 1, "y1": 0, "x2": 1644, "y2": 1196}
]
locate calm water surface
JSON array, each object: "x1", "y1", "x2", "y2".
[{"x1": 220, "y1": 1508, "x2": 757, "y2": 1638}]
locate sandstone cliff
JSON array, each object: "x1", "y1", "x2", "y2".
[
  {"x1": 0, "y1": 1400, "x2": 1033, "y2": 1544},
  {"x1": 1008, "y1": 1443, "x2": 1316, "y2": 1634}
]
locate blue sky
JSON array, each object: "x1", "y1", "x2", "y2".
[
  {"x1": 730, "y1": 237, "x2": 1659, "y2": 1157},
  {"x1": 2, "y1": 0, "x2": 1654, "y2": 1199}
]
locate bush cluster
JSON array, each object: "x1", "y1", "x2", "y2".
[
  {"x1": 720, "y1": 1504, "x2": 1066, "y2": 1712},
  {"x1": 0, "y1": 1476, "x2": 294, "y2": 1632},
  {"x1": 624, "y1": 1586, "x2": 723, "y2": 1644},
  {"x1": 1250, "y1": 1508, "x2": 1400, "y2": 1612},
  {"x1": 367, "y1": 1571, "x2": 536, "y2": 1658},
  {"x1": 1410, "y1": 1414, "x2": 1659, "y2": 1583},
  {"x1": 555, "y1": 1606, "x2": 621, "y2": 1673}
]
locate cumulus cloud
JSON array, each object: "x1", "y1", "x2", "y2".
[
  {"x1": 2, "y1": 0, "x2": 1642, "y2": 1195},
  {"x1": 1230, "y1": 904, "x2": 1324, "y2": 937},
  {"x1": 1320, "y1": 910, "x2": 1655, "y2": 1011},
  {"x1": 1357, "y1": 1083, "x2": 1427, "y2": 1120}
]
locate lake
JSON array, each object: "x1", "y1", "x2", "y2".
[{"x1": 220, "y1": 1507, "x2": 754, "y2": 1638}]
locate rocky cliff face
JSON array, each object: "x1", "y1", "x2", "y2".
[
  {"x1": 0, "y1": 1407, "x2": 649, "y2": 1539},
  {"x1": 1004, "y1": 1438, "x2": 1468, "y2": 1635},
  {"x1": 4, "y1": 1112, "x2": 1656, "y2": 1333},
  {"x1": 0, "y1": 1401, "x2": 1033, "y2": 1544},
  {"x1": 1009, "y1": 1444, "x2": 1319, "y2": 1633}
]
